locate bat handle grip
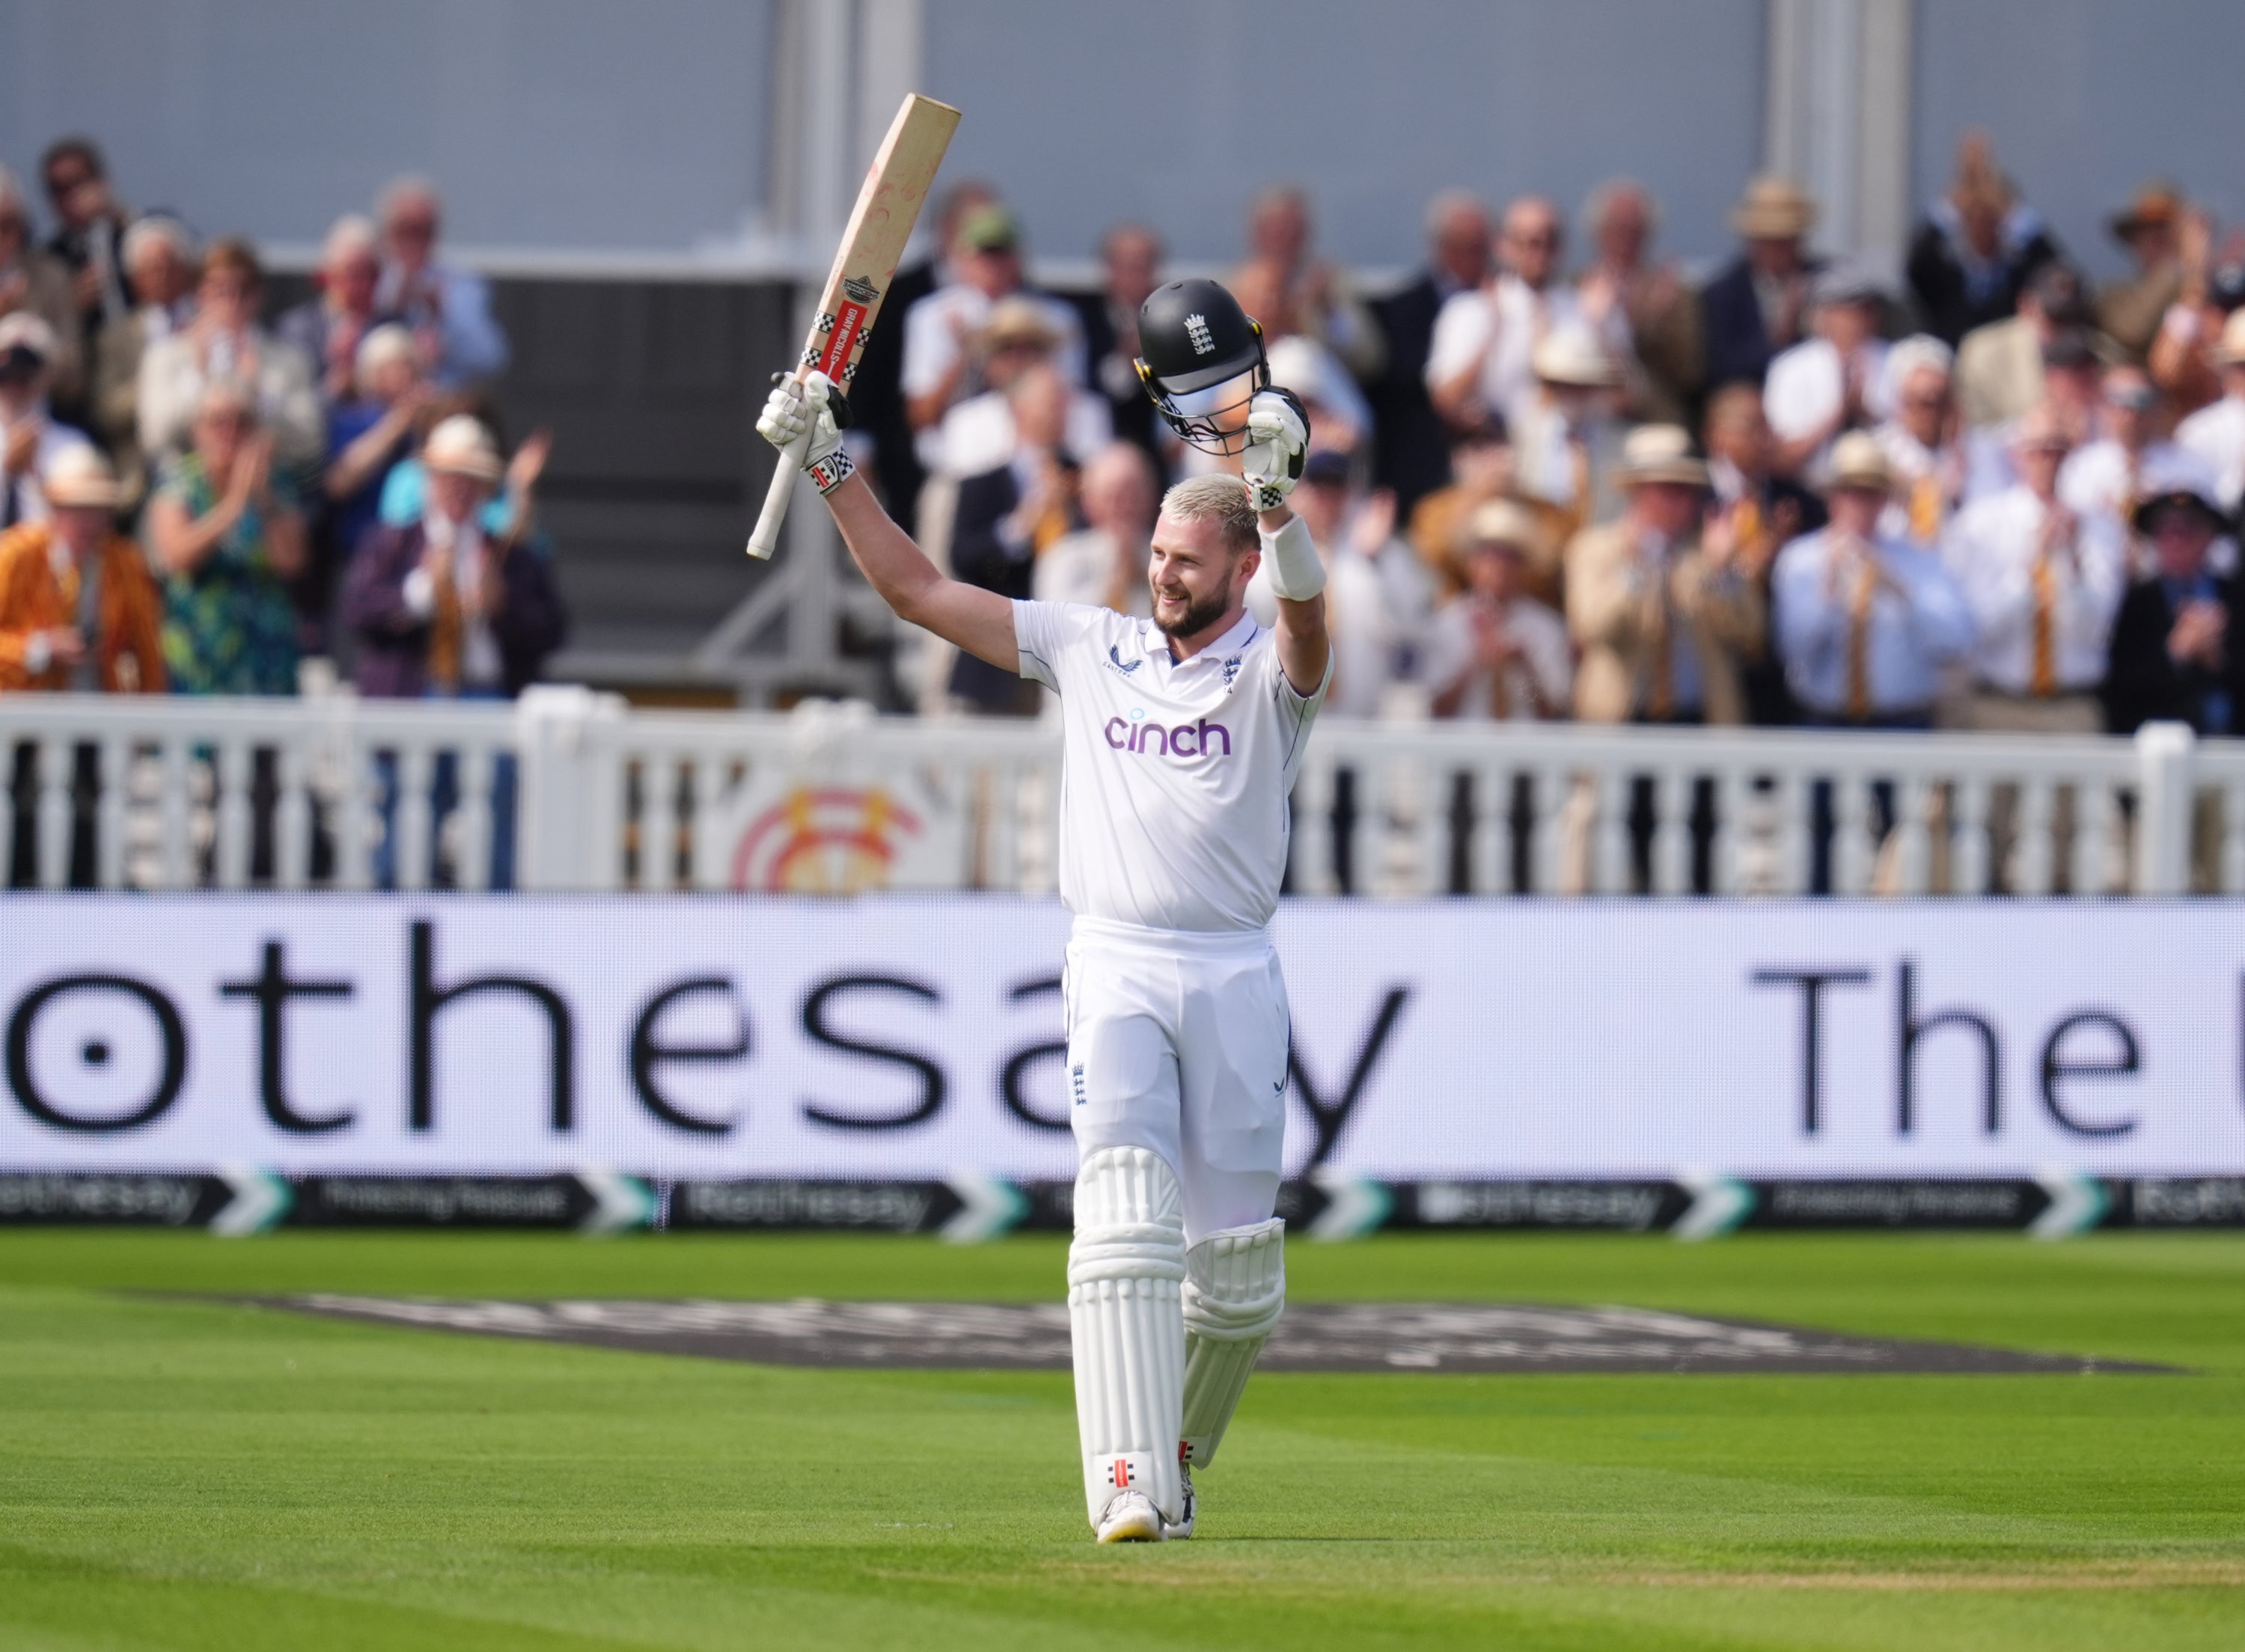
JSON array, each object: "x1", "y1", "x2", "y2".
[{"x1": 746, "y1": 425, "x2": 811, "y2": 560}]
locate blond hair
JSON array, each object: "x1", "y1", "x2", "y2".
[{"x1": 1161, "y1": 474, "x2": 1257, "y2": 556}]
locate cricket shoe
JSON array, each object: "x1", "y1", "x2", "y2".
[
  {"x1": 1094, "y1": 1489, "x2": 1167, "y2": 1544},
  {"x1": 1164, "y1": 1461, "x2": 1196, "y2": 1541}
]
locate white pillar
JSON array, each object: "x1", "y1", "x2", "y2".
[{"x1": 1764, "y1": 0, "x2": 1915, "y2": 281}]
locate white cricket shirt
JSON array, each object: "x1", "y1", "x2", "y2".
[{"x1": 1014, "y1": 602, "x2": 1332, "y2": 933}]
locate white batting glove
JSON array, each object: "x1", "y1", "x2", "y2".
[
  {"x1": 757, "y1": 370, "x2": 854, "y2": 493},
  {"x1": 1239, "y1": 387, "x2": 1310, "y2": 511}
]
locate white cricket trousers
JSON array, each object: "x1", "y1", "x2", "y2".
[{"x1": 1063, "y1": 914, "x2": 1291, "y2": 1243}]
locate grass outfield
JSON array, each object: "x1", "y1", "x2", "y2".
[{"x1": 3, "y1": 1231, "x2": 2242, "y2": 1650}]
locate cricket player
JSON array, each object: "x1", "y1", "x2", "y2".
[{"x1": 758, "y1": 278, "x2": 1329, "y2": 1544}]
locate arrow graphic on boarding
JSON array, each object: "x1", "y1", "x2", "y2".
[
  {"x1": 940, "y1": 1172, "x2": 1029, "y2": 1243},
  {"x1": 1307, "y1": 1170, "x2": 1393, "y2": 1241},
  {"x1": 2028, "y1": 1168, "x2": 2108, "y2": 1240},
  {"x1": 575, "y1": 1169, "x2": 656, "y2": 1235},
  {"x1": 210, "y1": 1166, "x2": 293, "y2": 1236},
  {"x1": 1670, "y1": 1169, "x2": 1756, "y2": 1241}
]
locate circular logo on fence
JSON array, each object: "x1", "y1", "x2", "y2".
[{"x1": 731, "y1": 787, "x2": 924, "y2": 894}]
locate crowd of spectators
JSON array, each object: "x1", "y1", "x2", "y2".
[
  {"x1": 0, "y1": 135, "x2": 561, "y2": 709},
  {"x1": 848, "y1": 133, "x2": 2245, "y2": 751}
]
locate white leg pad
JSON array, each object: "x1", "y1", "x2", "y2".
[
  {"x1": 1180, "y1": 1217, "x2": 1285, "y2": 1467},
  {"x1": 1067, "y1": 1145, "x2": 1187, "y2": 1529}
]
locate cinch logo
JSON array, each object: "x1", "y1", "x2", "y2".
[{"x1": 1105, "y1": 717, "x2": 1232, "y2": 759}]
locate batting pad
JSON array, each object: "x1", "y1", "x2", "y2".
[
  {"x1": 1067, "y1": 1145, "x2": 1188, "y2": 1528},
  {"x1": 1180, "y1": 1217, "x2": 1286, "y2": 1467}
]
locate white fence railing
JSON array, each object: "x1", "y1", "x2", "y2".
[{"x1": 4, "y1": 688, "x2": 2242, "y2": 897}]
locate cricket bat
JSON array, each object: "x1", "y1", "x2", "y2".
[{"x1": 747, "y1": 93, "x2": 962, "y2": 559}]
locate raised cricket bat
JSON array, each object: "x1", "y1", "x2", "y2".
[{"x1": 747, "y1": 93, "x2": 962, "y2": 559}]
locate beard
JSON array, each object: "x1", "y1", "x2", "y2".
[{"x1": 1152, "y1": 583, "x2": 1233, "y2": 641}]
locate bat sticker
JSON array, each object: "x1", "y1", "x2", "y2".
[{"x1": 842, "y1": 276, "x2": 882, "y2": 304}]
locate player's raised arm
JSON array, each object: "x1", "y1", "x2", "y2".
[
  {"x1": 755, "y1": 371, "x2": 1019, "y2": 675},
  {"x1": 1240, "y1": 388, "x2": 1331, "y2": 697}
]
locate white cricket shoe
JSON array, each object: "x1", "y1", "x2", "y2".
[
  {"x1": 1164, "y1": 1462, "x2": 1196, "y2": 1541},
  {"x1": 1094, "y1": 1489, "x2": 1167, "y2": 1544}
]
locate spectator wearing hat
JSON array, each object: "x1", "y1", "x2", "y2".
[
  {"x1": 279, "y1": 215, "x2": 397, "y2": 409},
  {"x1": 373, "y1": 178, "x2": 507, "y2": 388},
  {"x1": 1512, "y1": 324, "x2": 1626, "y2": 562},
  {"x1": 1229, "y1": 184, "x2": 1384, "y2": 382},
  {"x1": 0, "y1": 168, "x2": 85, "y2": 414},
  {"x1": 144, "y1": 381, "x2": 304, "y2": 696},
  {"x1": 0, "y1": 445, "x2": 162, "y2": 693},
  {"x1": 0, "y1": 313, "x2": 96, "y2": 529},
  {"x1": 1073, "y1": 223, "x2": 1165, "y2": 462},
  {"x1": 1945, "y1": 405, "x2": 2126, "y2": 736},
  {"x1": 1427, "y1": 195, "x2": 1611, "y2": 435},
  {"x1": 2098, "y1": 183, "x2": 2187, "y2": 362},
  {"x1": 1702, "y1": 177, "x2": 1822, "y2": 391},
  {"x1": 138, "y1": 239, "x2": 323, "y2": 471},
  {"x1": 1426, "y1": 499, "x2": 1569, "y2": 721},
  {"x1": 1262, "y1": 331, "x2": 1372, "y2": 461},
  {"x1": 1955, "y1": 262, "x2": 2092, "y2": 432},
  {"x1": 2174, "y1": 311, "x2": 2245, "y2": 512},
  {"x1": 38, "y1": 138, "x2": 131, "y2": 376},
  {"x1": 1904, "y1": 132, "x2": 2062, "y2": 348},
  {"x1": 1772, "y1": 432, "x2": 1973, "y2": 730},
  {"x1": 2145, "y1": 206, "x2": 2238, "y2": 414},
  {"x1": 1577, "y1": 179, "x2": 1701, "y2": 427},
  {"x1": 2104, "y1": 462, "x2": 2245, "y2": 738},
  {"x1": 91, "y1": 215, "x2": 197, "y2": 507},
  {"x1": 1034, "y1": 441, "x2": 1157, "y2": 618},
  {"x1": 1372, "y1": 192, "x2": 1492, "y2": 517},
  {"x1": 1765, "y1": 263, "x2": 1892, "y2": 483},
  {"x1": 2060, "y1": 363, "x2": 2191, "y2": 530},
  {"x1": 901, "y1": 204, "x2": 1085, "y2": 465},
  {"x1": 1871, "y1": 336, "x2": 1968, "y2": 548},
  {"x1": 1249, "y1": 449, "x2": 1407, "y2": 723},
  {"x1": 932, "y1": 296, "x2": 1111, "y2": 483},
  {"x1": 1568, "y1": 425, "x2": 1762, "y2": 726},
  {"x1": 1407, "y1": 417, "x2": 1513, "y2": 598}
]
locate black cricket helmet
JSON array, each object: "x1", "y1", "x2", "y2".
[{"x1": 1135, "y1": 278, "x2": 1268, "y2": 456}]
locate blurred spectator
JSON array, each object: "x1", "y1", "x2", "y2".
[
  {"x1": 1230, "y1": 184, "x2": 1383, "y2": 380},
  {"x1": 2104, "y1": 461, "x2": 2243, "y2": 735},
  {"x1": 0, "y1": 168, "x2": 85, "y2": 412},
  {"x1": 278, "y1": 214, "x2": 393, "y2": 407},
  {"x1": 374, "y1": 177, "x2": 508, "y2": 388},
  {"x1": 341, "y1": 414, "x2": 563, "y2": 700},
  {"x1": 144, "y1": 381, "x2": 305, "y2": 695},
  {"x1": 1035, "y1": 441, "x2": 1156, "y2": 617},
  {"x1": 91, "y1": 215, "x2": 197, "y2": 507},
  {"x1": 1946, "y1": 406, "x2": 2125, "y2": 734},
  {"x1": 1955, "y1": 261, "x2": 2090, "y2": 430},
  {"x1": 2174, "y1": 311, "x2": 2245, "y2": 511},
  {"x1": 37, "y1": 138, "x2": 129, "y2": 400},
  {"x1": 1905, "y1": 132, "x2": 2060, "y2": 346},
  {"x1": 902, "y1": 204, "x2": 1084, "y2": 468},
  {"x1": 2060, "y1": 363, "x2": 2189, "y2": 526},
  {"x1": 2146, "y1": 206, "x2": 2233, "y2": 413},
  {"x1": 1426, "y1": 499, "x2": 1570, "y2": 720},
  {"x1": 1871, "y1": 336, "x2": 1967, "y2": 547},
  {"x1": 946, "y1": 363, "x2": 1076, "y2": 715},
  {"x1": 1263, "y1": 332, "x2": 1372, "y2": 460},
  {"x1": 1406, "y1": 418, "x2": 1512, "y2": 595},
  {"x1": 323, "y1": 325, "x2": 430, "y2": 566},
  {"x1": 1765, "y1": 263, "x2": 1890, "y2": 482},
  {"x1": 935, "y1": 296, "x2": 1111, "y2": 482},
  {"x1": 1702, "y1": 177, "x2": 1821, "y2": 390},
  {"x1": 0, "y1": 313, "x2": 97, "y2": 532},
  {"x1": 1249, "y1": 450, "x2": 1405, "y2": 719},
  {"x1": 1372, "y1": 192, "x2": 1492, "y2": 516},
  {"x1": 0, "y1": 446, "x2": 162, "y2": 692},
  {"x1": 1702, "y1": 383, "x2": 1820, "y2": 724},
  {"x1": 1579, "y1": 179, "x2": 1701, "y2": 425},
  {"x1": 1513, "y1": 325, "x2": 1625, "y2": 562},
  {"x1": 1568, "y1": 425, "x2": 1762, "y2": 726},
  {"x1": 138, "y1": 239, "x2": 323, "y2": 471},
  {"x1": 2097, "y1": 183, "x2": 2186, "y2": 362},
  {"x1": 1428, "y1": 195, "x2": 1601, "y2": 432},
  {"x1": 1772, "y1": 432, "x2": 1973, "y2": 729},
  {"x1": 1073, "y1": 223, "x2": 1164, "y2": 459}
]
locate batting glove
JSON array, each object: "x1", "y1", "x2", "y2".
[
  {"x1": 757, "y1": 370, "x2": 855, "y2": 494},
  {"x1": 1239, "y1": 387, "x2": 1310, "y2": 511}
]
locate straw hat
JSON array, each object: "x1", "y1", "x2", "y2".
[
  {"x1": 2130, "y1": 450, "x2": 2228, "y2": 533},
  {"x1": 980, "y1": 294, "x2": 1060, "y2": 354},
  {"x1": 1615, "y1": 423, "x2": 1708, "y2": 489},
  {"x1": 423, "y1": 414, "x2": 503, "y2": 484},
  {"x1": 2214, "y1": 310, "x2": 2245, "y2": 369},
  {"x1": 0, "y1": 310, "x2": 58, "y2": 364},
  {"x1": 2108, "y1": 180, "x2": 2183, "y2": 244},
  {"x1": 1826, "y1": 430, "x2": 1893, "y2": 493},
  {"x1": 1460, "y1": 498, "x2": 1548, "y2": 562},
  {"x1": 1729, "y1": 175, "x2": 1817, "y2": 239},
  {"x1": 1530, "y1": 323, "x2": 1622, "y2": 389},
  {"x1": 42, "y1": 444, "x2": 122, "y2": 510},
  {"x1": 2008, "y1": 404, "x2": 2071, "y2": 454}
]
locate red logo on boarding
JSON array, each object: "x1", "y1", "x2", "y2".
[{"x1": 817, "y1": 300, "x2": 869, "y2": 377}]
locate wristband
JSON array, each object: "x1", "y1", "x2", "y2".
[
  {"x1": 807, "y1": 447, "x2": 855, "y2": 495},
  {"x1": 1259, "y1": 513, "x2": 1326, "y2": 602}
]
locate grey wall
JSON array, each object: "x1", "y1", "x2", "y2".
[
  {"x1": 923, "y1": 0, "x2": 1768, "y2": 270},
  {"x1": 1913, "y1": 0, "x2": 2245, "y2": 281},
  {"x1": 0, "y1": 0, "x2": 773, "y2": 252}
]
